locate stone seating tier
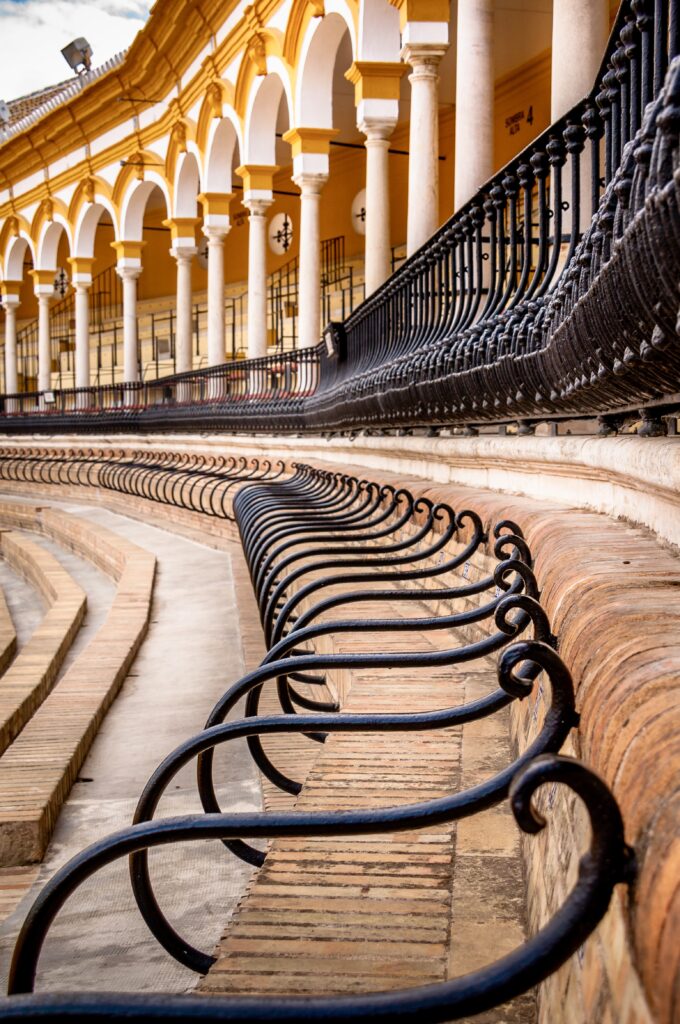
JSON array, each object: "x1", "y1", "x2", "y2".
[
  {"x1": 0, "y1": 442, "x2": 676, "y2": 1024},
  {"x1": 0, "y1": 500, "x2": 156, "y2": 866}
]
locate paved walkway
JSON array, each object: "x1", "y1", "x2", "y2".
[{"x1": 0, "y1": 500, "x2": 261, "y2": 994}]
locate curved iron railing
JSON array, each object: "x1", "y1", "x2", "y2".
[
  {"x1": 2, "y1": 460, "x2": 634, "y2": 1019},
  {"x1": 0, "y1": 1, "x2": 678, "y2": 436}
]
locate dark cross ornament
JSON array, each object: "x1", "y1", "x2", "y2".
[
  {"x1": 53, "y1": 267, "x2": 69, "y2": 298},
  {"x1": 274, "y1": 214, "x2": 293, "y2": 252},
  {"x1": 355, "y1": 206, "x2": 366, "y2": 224}
]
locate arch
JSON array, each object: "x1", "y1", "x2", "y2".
[
  {"x1": 357, "y1": 0, "x2": 400, "y2": 61},
  {"x1": 173, "y1": 151, "x2": 202, "y2": 218},
  {"x1": 73, "y1": 203, "x2": 118, "y2": 260},
  {"x1": 70, "y1": 178, "x2": 119, "y2": 258},
  {"x1": 0, "y1": 214, "x2": 33, "y2": 281},
  {"x1": 204, "y1": 112, "x2": 242, "y2": 193},
  {"x1": 112, "y1": 151, "x2": 172, "y2": 237},
  {"x1": 196, "y1": 78, "x2": 236, "y2": 157},
  {"x1": 2, "y1": 233, "x2": 34, "y2": 282},
  {"x1": 115, "y1": 169, "x2": 172, "y2": 242},
  {"x1": 243, "y1": 68, "x2": 293, "y2": 165},
  {"x1": 35, "y1": 211, "x2": 72, "y2": 273},
  {"x1": 29, "y1": 197, "x2": 71, "y2": 271},
  {"x1": 165, "y1": 117, "x2": 199, "y2": 200},
  {"x1": 296, "y1": 10, "x2": 356, "y2": 127}
]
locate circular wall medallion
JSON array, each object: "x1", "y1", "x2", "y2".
[
  {"x1": 351, "y1": 189, "x2": 367, "y2": 236},
  {"x1": 269, "y1": 212, "x2": 294, "y2": 255}
]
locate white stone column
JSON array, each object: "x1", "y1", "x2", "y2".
[
  {"x1": 3, "y1": 295, "x2": 19, "y2": 397},
  {"x1": 171, "y1": 245, "x2": 197, "y2": 375},
  {"x1": 37, "y1": 292, "x2": 53, "y2": 393},
  {"x1": 361, "y1": 122, "x2": 394, "y2": 295},
  {"x1": 74, "y1": 281, "x2": 91, "y2": 391},
  {"x1": 116, "y1": 266, "x2": 142, "y2": 385},
  {"x1": 402, "y1": 44, "x2": 447, "y2": 256},
  {"x1": 454, "y1": 0, "x2": 494, "y2": 210},
  {"x1": 204, "y1": 227, "x2": 229, "y2": 366},
  {"x1": 294, "y1": 173, "x2": 326, "y2": 350},
  {"x1": 244, "y1": 198, "x2": 272, "y2": 360},
  {"x1": 551, "y1": 0, "x2": 609, "y2": 120}
]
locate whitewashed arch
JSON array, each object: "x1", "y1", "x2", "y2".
[
  {"x1": 297, "y1": 8, "x2": 356, "y2": 127},
  {"x1": 73, "y1": 198, "x2": 120, "y2": 259},
  {"x1": 244, "y1": 65, "x2": 294, "y2": 165},
  {"x1": 119, "y1": 176, "x2": 171, "y2": 241},
  {"x1": 204, "y1": 111, "x2": 242, "y2": 193},
  {"x1": 173, "y1": 151, "x2": 201, "y2": 218},
  {"x1": 3, "y1": 234, "x2": 34, "y2": 282},
  {"x1": 357, "y1": 0, "x2": 400, "y2": 61},
  {"x1": 36, "y1": 217, "x2": 72, "y2": 271}
]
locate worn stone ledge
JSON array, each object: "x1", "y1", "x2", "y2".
[{"x1": 3, "y1": 432, "x2": 678, "y2": 548}]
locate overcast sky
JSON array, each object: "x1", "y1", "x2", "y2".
[{"x1": 0, "y1": 0, "x2": 151, "y2": 101}]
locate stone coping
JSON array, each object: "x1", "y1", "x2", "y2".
[{"x1": 6, "y1": 432, "x2": 677, "y2": 549}]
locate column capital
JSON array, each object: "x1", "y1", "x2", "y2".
[
  {"x1": 390, "y1": 0, "x2": 449, "y2": 31},
  {"x1": 163, "y1": 217, "x2": 201, "y2": 247},
  {"x1": 293, "y1": 171, "x2": 328, "y2": 196},
  {"x1": 244, "y1": 196, "x2": 274, "y2": 217},
  {"x1": 236, "y1": 164, "x2": 278, "y2": 205},
  {"x1": 345, "y1": 62, "x2": 407, "y2": 104},
  {"x1": 198, "y1": 192, "x2": 234, "y2": 232},
  {"x1": 282, "y1": 127, "x2": 339, "y2": 157},
  {"x1": 74, "y1": 278, "x2": 92, "y2": 292},
  {"x1": 67, "y1": 256, "x2": 95, "y2": 282},
  {"x1": 359, "y1": 120, "x2": 396, "y2": 143},
  {"x1": 0, "y1": 281, "x2": 22, "y2": 305},
  {"x1": 29, "y1": 268, "x2": 56, "y2": 297},
  {"x1": 116, "y1": 264, "x2": 143, "y2": 282},
  {"x1": 111, "y1": 239, "x2": 146, "y2": 268},
  {"x1": 170, "y1": 245, "x2": 198, "y2": 263},
  {"x1": 401, "y1": 42, "x2": 447, "y2": 74},
  {"x1": 203, "y1": 224, "x2": 230, "y2": 244}
]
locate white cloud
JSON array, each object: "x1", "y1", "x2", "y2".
[{"x1": 0, "y1": 0, "x2": 151, "y2": 101}]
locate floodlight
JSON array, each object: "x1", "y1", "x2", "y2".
[
  {"x1": 61, "y1": 38, "x2": 93, "y2": 75},
  {"x1": 0, "y1": 100, "x2": 10, "y2": 125}
]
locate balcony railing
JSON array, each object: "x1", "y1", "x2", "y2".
[{"x1": 0, "y1": 0, "x2": 678, "y2": 437}]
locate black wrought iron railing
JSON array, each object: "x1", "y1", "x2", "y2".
[
  {"x1": 0, "y1": 346, "x2": 319, "y2": 429},
  {"x1": 307, "y1": 1, "x2": 680, "y2": 435},
  {"x1": 0, "y1": 457, "x2": 634, "y2": 1019},
  {"x1": 1, "y1": 1, "x2": 679, "y2": 437}
]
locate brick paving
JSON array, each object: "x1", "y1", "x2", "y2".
[{"x1": 201, "y1": 541, "x2": 535, "y2": 1021}]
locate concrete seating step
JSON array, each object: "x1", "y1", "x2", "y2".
[
  {"x1": 0, "y1": 528, "x2": 86, "y2": 757},
  {"x1": 0, "y1": 585, "x2": 17, "y2": 678},
  {"x1": 0, "y1": 502, "x2": 156, "y2": 867}
]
